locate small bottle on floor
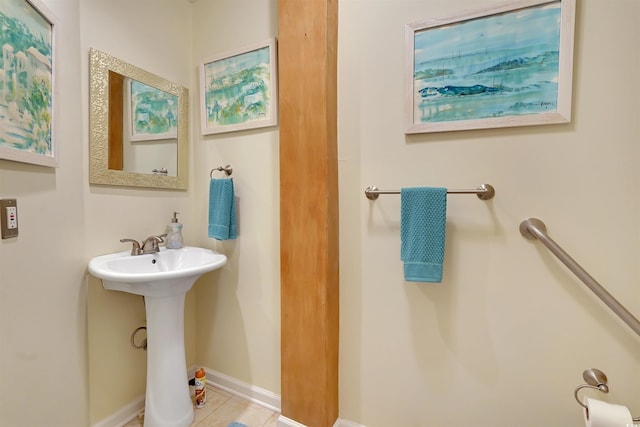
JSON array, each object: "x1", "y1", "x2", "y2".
[{"x1": 195, "y1": 368, "x2": 206, "y2": 408}]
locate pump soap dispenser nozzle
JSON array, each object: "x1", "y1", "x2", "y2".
[{"x1": 165, "y1": 211, "x2": 184, "y2": 249}]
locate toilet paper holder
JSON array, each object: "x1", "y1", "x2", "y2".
[{"x1": 574, "y1": 368, "x2": 639, "y2": 421}]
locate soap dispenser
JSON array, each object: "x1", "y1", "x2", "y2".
[{"x1": 165, "y1": 212, "x2": 184, "y2": 249}]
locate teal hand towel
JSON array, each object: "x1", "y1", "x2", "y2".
[
  {"x1": 208, "y1": 178, "x2": 237, "y2": 240},
  {"x1": 400, "y1": 187, "x2": 447, "y2": 283}
]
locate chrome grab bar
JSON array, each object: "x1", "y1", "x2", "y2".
[{"x1": 520, "y1": 218, "x2": 640, "y2": 337}]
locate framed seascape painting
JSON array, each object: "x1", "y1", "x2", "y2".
[
  {"x1": 405, "y1": 0, "x2": 575, "y2": 134},
  {"x1": 0, "y1": 0, "x2": 57, "y2": 166},
  {"x1": 200, "y1": 38, "x2": 278, "y2": 135}
]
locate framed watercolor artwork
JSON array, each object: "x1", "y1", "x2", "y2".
[
  {"x1": 129, "y1": 79, "x2": 178, "y2": 142},
  {"x1": 0, "y1": 0, "x2": 57, "y2": 166},
  {"x1": 200, "y1": 38, "x2": 278, "y2": 135},
  {"x1": 405, "y1": 0, "x2": 576, "y2": 134}
]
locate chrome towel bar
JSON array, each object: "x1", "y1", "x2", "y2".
[
  {"x1": 364, "y1": 184, "x2": 495, "y2": 200},
  {"x1": 520, "y1": 218, "x2": 640, "y2": 338}
]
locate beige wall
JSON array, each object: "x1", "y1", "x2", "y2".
[
  {"x1": 338, "y1": 0, "x2": 640, "y2": 426},
  {"x1": 0, "y1": 0, "x2": 88, "y2": 426},
  {"x1": 82, "y1": 0, "x2": 281, "y2": 423},
  {"x1": 2, "y1": 0, "x2": 639, "y2": 426},
  {"x1": 190, "y1": 0, "x2": 281, "y2": 395},
  {"x1": 79, "y1": 1, "x2": 195, "y2": 424}
]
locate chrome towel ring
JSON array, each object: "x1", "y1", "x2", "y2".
[{"x1": 210, "y1": 165, "x2": 233, "y2": 178}]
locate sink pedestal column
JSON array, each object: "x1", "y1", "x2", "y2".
[{"x1": 143, "y1": 291, "x2": 194, "y2": 427}]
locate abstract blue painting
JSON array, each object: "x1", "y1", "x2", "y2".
[
  {"x1": 129, "y1": 80, "x2": 178, "y2": 141},
  {"x1": 0, "y1": 0, "x2": 55, "y2": 166},
  {"x1": 200, "y1": 38, "x2": 278, "y2": 135},
  {"x1": 405, "y1": 0, "x2": 575, "y2": 134}
]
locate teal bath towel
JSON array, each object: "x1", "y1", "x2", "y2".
[
  {"x1": 400, "y1": 187, "x2": 447, "y2": 283},
  {"x1": 208, "y1": 178, "x2": 237, "y2": 240}
]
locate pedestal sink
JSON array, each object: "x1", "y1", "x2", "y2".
[{"x1": 88, "y1": 246, "x2": 227, "y2": 427}]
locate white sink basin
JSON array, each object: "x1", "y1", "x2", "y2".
[
  {"x1": 88, "y1": 246, "x2": 226, "y2": 297},
  {"x1": 88, "y1": 246, "x2": 226, "y2": 427}
]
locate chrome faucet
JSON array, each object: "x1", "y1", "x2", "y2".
[
  {"x1": 120, "y1": 238, "x2": 142, "y2": 255},
  {"x1": 120, "y1": 234, "x2": 167, "y2": 256},
  {"x1": 141, "y1": 234, "x2": 167, "y2": 254}
]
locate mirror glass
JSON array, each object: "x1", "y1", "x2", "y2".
[{"x1": 89, "y1": 48, "x2": 188, "y2": 189}]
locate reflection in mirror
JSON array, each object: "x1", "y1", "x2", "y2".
[
  {"x1": 109, "y1": 72, "x2": 179, "y2": 176},
  {"x1": 89, "y1": 48, "x2": 188, "y2": 189}
]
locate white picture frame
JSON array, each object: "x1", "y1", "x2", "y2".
[
  {"x1": 199, "y1": 38, "x2": 278, "y2": 135},
  {"x1": 405, "y1": 0, "x2": 576, "y2": 134},
  {"x1": 0, "y1": 0, "x2": 57, "y2": 167}
]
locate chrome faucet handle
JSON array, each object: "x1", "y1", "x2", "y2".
[
  {"x1": 151, "y1": 233, "x2": 167, "y2": 246},
  {"x1": 141, "y1": 234, "x2": 167, "y2": 254},
  {"x1": 120, "y1": 238, "x2": 142, "y2": 256}
]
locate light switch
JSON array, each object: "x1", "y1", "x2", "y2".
[{"x1": 1, "y1": 199, "x2": 18, "y2": 239}]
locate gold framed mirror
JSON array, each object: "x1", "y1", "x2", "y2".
[{"x1": 89, "y1": 48, "x2": 188, "y2": 190}]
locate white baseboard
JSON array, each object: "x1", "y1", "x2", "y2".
[
  {"x1": 277, "y1": 415, "x2": 308, "y2": 427},
  {"x1": 277, "y1": 416, "x2": 366, "y2": 427},
  {"x1": 200, "y1": 366, "x2": 281, "y2": 413},
  {"x1": 91, "y1": 394, "x2": 144, "y2": 427},
  {"x1": 93, "y1": 367, "x2": 364, "y2": 427},
  {"x1": 334, "y1": 418, "x2": 367, "y2": 427},
  {"x1": 195, "y1": 368, "x2": 366, "y2": 427}
]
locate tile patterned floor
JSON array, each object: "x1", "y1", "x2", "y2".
[{"x1": 124, "y1": 384, "x2": 279, "y2": 427}]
